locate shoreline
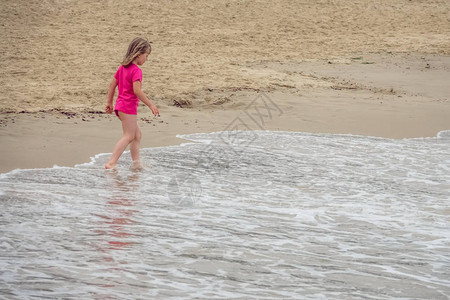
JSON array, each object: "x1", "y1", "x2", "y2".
[
  {"x1": 1, "y1": 114, "x2": 448, "y2": 174},
  {"x1": 1, "y1": 98, "x2": 449, "y2": 174}
]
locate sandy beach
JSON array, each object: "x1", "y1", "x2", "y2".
[{"x1": 1, "y1": 0, "x2": 449, "y2": 173}]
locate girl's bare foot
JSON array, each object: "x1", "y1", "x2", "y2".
[
  {"x1": 131, "y1": 160, "x2": 143, "y2": 171},
  {"x1": 105, "y1": 163, "x2": 117, "y2": 170}
]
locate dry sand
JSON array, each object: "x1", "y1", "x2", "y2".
[{"x1": 0, "y1": 0, "x2": 449, "y2": 173}]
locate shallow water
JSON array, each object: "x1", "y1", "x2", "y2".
[{"x1": 1, "y1": 130, "x2": 449, "y2": 299}]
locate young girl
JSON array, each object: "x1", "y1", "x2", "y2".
[{"x1": 105, "y1": 37, "x2": 159, "y2": 170}]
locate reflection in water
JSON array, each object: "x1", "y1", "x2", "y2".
[{"x1": 102, "y1": 172, "x2": 139, "y2": 250}]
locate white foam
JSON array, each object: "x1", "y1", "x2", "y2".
[
  {"x1": 73, "y1": 152, "x2": 111, "y2": 168},
  {"x1": 437, "y1": 129, "x2": 450, "y2": 139}
]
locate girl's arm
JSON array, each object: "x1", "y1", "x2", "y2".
[
  {"x1": 133, "y1": 81, "x2": 160, "y2": 116},
  {"x1": 105, "y1": 78, "x2": 118, "y2": 114}
]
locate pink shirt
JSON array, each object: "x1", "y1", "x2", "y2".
[{"x1": 114, "y1": 64, "x2": 143, "y2": 115}]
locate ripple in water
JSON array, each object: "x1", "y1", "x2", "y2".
[{"x1": 0, "y1": 131, "x2": 449, "y2": 299}]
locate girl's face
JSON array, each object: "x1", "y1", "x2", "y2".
[{"x1": 135, "y1": 49, "x2": 150, "y2": 66}]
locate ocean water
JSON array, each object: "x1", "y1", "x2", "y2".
[{"x1": 0, "y1": 130, "x2": 449, "y2": 299}]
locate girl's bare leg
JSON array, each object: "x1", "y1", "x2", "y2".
[
  {"x1": 105, "y1": 112, "x2": 139, "y2": 169},
  {"x1": 130, "y1": 126, "x2": 142, "y2": 168}
]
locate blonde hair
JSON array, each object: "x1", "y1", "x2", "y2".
[{"x1": 121, "y1": 37, "x2": 151, "y2": 67}]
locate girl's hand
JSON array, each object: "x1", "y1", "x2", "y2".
[
  {"x1": 150, "y1": 103, "x2": 160, "y2": 117},
  {"x1": 105, "y1": 104, "x2": 114, "y2": 114}
]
